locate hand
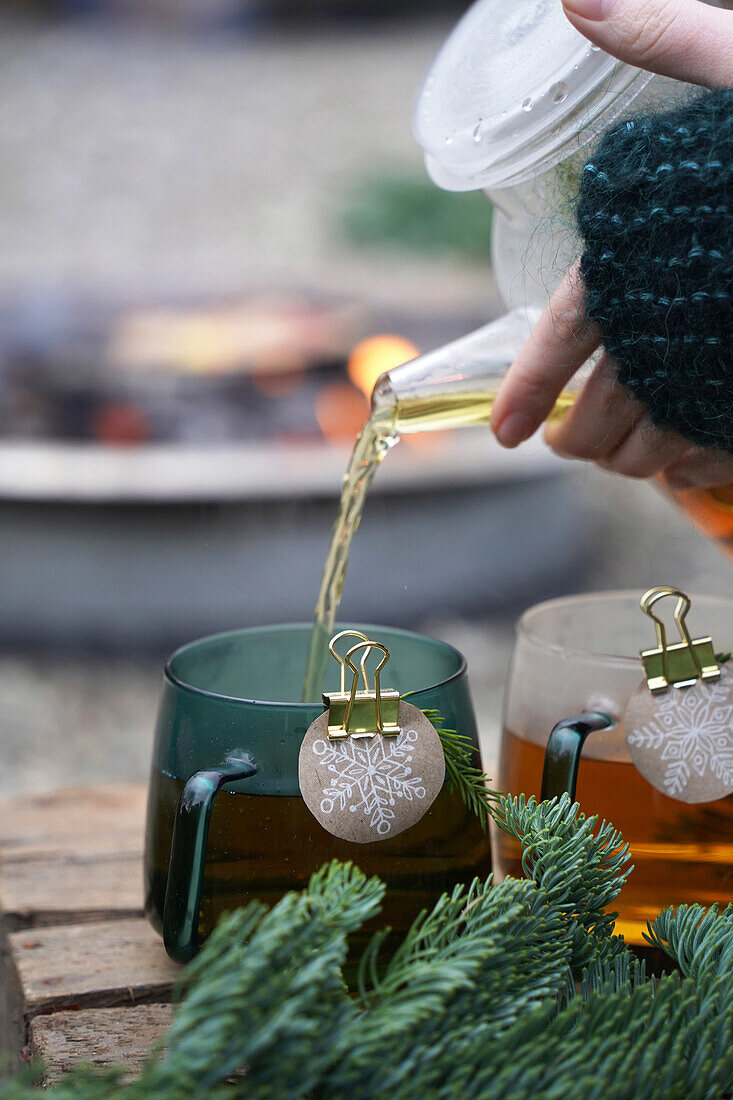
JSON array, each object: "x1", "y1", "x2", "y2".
[
  {"x1": 490, "y1": 0, "x2": 733, "y2": 489},
  {"x1": 562, "y1": 0, "x2": 733, "y2": 89}
]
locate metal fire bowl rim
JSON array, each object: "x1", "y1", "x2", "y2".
[{"x1": 0, "y1": 432, "x2": 565, "y2": 504}]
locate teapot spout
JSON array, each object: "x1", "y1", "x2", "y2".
[{"x1": 371, "y1": 307, "x2": 539, "y2": 435}]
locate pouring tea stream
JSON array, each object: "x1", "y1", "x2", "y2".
[
  {"x1": 301, "y1": 310, "x2": 576, "y2": 701},
  {"x1": 303, "y1": 307, "x2": 733, "y2": 700}
]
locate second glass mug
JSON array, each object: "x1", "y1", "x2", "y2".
[
  {"x1": 144, "y1": 623, "x2": 492, "y2": 963},
  {"x1": 496, "y1": 591, "x2": 733, "y2": 943}
]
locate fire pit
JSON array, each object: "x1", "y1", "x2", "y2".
[{"x1": 0, "y1": 291, "x2": 589, "y2": 649}]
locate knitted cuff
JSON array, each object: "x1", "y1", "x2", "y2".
[{"x1": 577, "y1": 88, "x2": 733, "y2": 453}]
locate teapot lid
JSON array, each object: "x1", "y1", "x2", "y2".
[{"x1": 413, "y1": 0, "x2": 651, "y2": 191}]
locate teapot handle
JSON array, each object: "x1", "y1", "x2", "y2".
[
  {"x1": 540, "y1": 712, "x2": 615, "y2": 803},
  {"x1": 163, "y1": 753, "x2": 258, "y2": 964}
]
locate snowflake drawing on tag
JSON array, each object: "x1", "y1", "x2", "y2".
[
  {"x1": 298, "y1": 702, "x2": 445, "y2": 843},
  {"x1": 626, "y1": 669, "x2": 733, "y2": 801},
  {"x1": 312, "y1": 728, "x2": 427, "y2": 835}
]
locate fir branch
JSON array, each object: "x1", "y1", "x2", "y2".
[
  {"x1": 493, "y1": 793, "x2": 633, "y2": 966},
  {"x1": 645, "y1": 902, "x2": 733, "y2": 982},
  {"x1": 420, "y1": 708, "x2": 497, "y2": 831},
  {"x1": 716, "y1": 651, "x2": 731, "y2": 664},
  {"x1": 494, "y1": 795, "x2": 632, "y2": 914},
  {"x1": 329, "y1": 875, "x2": 574, "y2": 1099},
  {"x1": 0, "y1": 1064, "x2": 119, "y2": 1099},
  {"x1": 4, "y1": 798, "x2": 733, "y2": 1100},
  {"x1": 469, "y1": 977, "x2": 692, "y2": 1100},
  {"x1": 138, "y1": 862, "x2": 384, "y2": 1099},
  {"x1": 580, "y1": 948, "x2": 647, "y2": 1002}
]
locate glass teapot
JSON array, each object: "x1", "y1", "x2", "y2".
[
  {"x1": 368, "y1": 0, "x2": 733, "y2": 558},
  {"x1": 413, "y1": 0, "x2": 690, "y2": 312}
]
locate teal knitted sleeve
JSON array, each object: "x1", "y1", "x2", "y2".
[{"x1": 576, "y1": 89, "x2": 733, "y2": 453}]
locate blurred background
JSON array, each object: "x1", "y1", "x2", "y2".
[{"x1": 0, "y1": 0, "x2": 729, "y2": 792}]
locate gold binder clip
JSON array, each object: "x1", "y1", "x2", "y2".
[
  {"x1": 640, "y1": 586, "x2": 720, "y2": 694},
  {"x1": 324, "y1": 631, "x2": 400, "y2": 739}
]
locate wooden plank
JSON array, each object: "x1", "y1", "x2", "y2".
[
  {"x1": 0, "y1": 932, "x2": 23, "y2": 1060},
  {"x1": 0, "y1": 785, "x2": 146, "y2": 862},
  {"x1": 8, "y1": 918, "x2": 180, "y2": 1022},
  {"x1": 30, "y1": 1005, "x2": 173, "y2": 1085},
  {"x1": 0, "y1": 854, "x2": 142, "y2": 931}
]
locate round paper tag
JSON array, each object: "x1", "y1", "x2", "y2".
[
  {"x1": 625, "y1": 666, "x2": 733, "y2": 804},
  {"x1": 298, "y1": 700, "x2": 445, "y2": 843}
]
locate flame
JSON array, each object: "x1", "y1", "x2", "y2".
[
  {"x1": 347, "y1": 335, "x2": 419, "y2": 399},
  {"x1": 315, "y1": 381, "x2": 370, "y2": 444},
  {"x1": 316, "y1": 334, "x2": 440, "y2": 448}
]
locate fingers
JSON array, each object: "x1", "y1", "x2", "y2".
[
  {"x1": 562, "y1": 0, "x2": 733, "y2": 88},
  {"x1": 664, "y1": 448, "x2": 733, "y2": 490},
  {"x1": 492, "y1": 257, "x2": 733, "y2": 489},
  {"x1": 595, "y1": 420, "x2": 691, "y2": 479},
  {"x1": 544, "y1": 357, "x2": 692, "y2": 476},
  {"x1": 490, "y1": 263, "x2": 601, "y2": 448},
  {"x1": 543, "y1": 353, "x2": 644, "y2": 460},
  {"x1": 547, "y1": 375, "x2": 733, "y2": 485}
]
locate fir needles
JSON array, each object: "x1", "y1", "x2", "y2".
[
  {"x1": 5, "y1": 795, "x2": 733, "y2": 1099},
  {"x1": 422, "y1": 707, "x2": 496, "y2": 831}
]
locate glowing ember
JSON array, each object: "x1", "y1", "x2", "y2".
[
  {"x1": 315, "y1": 381, "x2": 369, "y2": 443},
  {"x1": 347, "y1": 335, "x2": 419, "y2": 398}
]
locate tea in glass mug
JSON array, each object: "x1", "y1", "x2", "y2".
[
  {"x1": 496, "y1": 592, "x2": 733, "y2": 943},
  {"x1": 144, "y1": 624, "x2": 492, "y2": 963}
]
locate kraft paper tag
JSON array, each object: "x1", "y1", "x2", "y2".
[
  {"x1": 625, "y1": 666, "x2": 733, "y2": 804},
  {"x1": 298, "y1": 700, "x2": 445, "y2": 843}
]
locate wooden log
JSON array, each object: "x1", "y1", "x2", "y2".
[
  {"x1": 0, "y1": 853, "x2": 143, "y2": 931},
  {"x1": 0, "y1": 787, "x2": 175, "y2": 1068},
  {"x1": 8, "y1": 918, "x2": 180, "y2": 1024},
  {"x1": 30, "y1": 1004, "x2": 173, "y2": 1085},
  {"x1": 0, "y1": 933, "x2": 22, "y2": 1061},
  {"x1": 0, "y1": 785, "x2": 146, "y2": 863}
]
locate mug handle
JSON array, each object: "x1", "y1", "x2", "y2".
[
  {"x1": 163, "y1": 753, "x2": 258, "y2": 964},
  {"x1": 540, "y1": 711, "x2": 615, "y2": 803}
]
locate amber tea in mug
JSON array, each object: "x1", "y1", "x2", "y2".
[
  {"x1": 496, "y1": 592, "x2": 733, "y2": 943},
  {"x1": 145, "y1": 624, "x2": 492, "y2": 963}
]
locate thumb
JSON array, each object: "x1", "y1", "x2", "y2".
[{"x1": 563, "y1": 0, "x2": 733, "y2": 88}]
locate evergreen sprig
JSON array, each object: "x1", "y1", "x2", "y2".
[
  {"x1": 4, "y1": 794, "x2": 732, "y2": 1099},
  {"x1": 421, "y1": 707, "x2": 496, "y2": 831},
  {"x1": 492, "y1": 793, "x2": 633, "y2": 962}
]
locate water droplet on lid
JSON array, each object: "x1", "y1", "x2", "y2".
[
  {"x1": 445, "y1": 136, "x2": 453, "y2": 145},
  {"x1": 521, "y1": 98, "x2": 533, "y2": 112},
  {"x1": 590, "y1": 43, "x2": 601, "y2": 51},
  {"x1": 550, "y1": 81, "x2": 568, "y2": 104},
  {"x1": 472, "y1": 120, "x2": 483, "y2": 143}
]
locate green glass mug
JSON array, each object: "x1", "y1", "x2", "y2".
[{"x1": 144, "y1": 623, "x2": 492, "y2": 963}]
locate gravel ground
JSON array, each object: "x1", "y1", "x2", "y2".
[{"x1": 0, "y1": 10, "x2": 497, "y2": 314}]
